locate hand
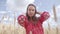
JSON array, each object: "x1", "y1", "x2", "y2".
[
  {"x1": 19, "y1": 15, "x2": 26, "y2": 23},
  {"x1": 43, "y1": 12, "x2": 50, "y2": 20}
]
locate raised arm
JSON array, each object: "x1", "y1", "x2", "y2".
[
  {"x1": 36, "y1": 11, "x2": 50, "y2": 24},
  {"x1": 17, "y1": 15, "x2": 27, "y2": 27}
]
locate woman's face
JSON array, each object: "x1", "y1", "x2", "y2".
[{"x1": 27, "y1": 6, "x2": 36, "y2": 17}]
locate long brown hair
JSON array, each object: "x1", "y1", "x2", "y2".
[{"x1": 26, "y1": 4, "x2": 38, "y2": 23}]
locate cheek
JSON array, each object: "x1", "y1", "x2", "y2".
[
  {"x1": 27, "y1": 11, "x2": 30, "y2": 15},
  {"x1": 32, "y1": 11, "x2": 35, "y2": 15},
  {"x1": 27, "y1": 11, "x2": 31, "y2": 16}
]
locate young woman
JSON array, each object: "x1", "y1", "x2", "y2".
[{"x1": 17, "y1": 4, "x2": 50, "y2": 34}]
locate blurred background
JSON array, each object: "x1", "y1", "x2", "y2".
[{"x1": 0, "y1": 0, "x2": 60, "y2": 34}]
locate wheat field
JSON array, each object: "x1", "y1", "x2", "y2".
[
  {"x1": 0, "y1": 23, "x2": 60, "y2": 34},
  {"x1": 0, "y1": 23, "x2": 26, "y2": 34}
]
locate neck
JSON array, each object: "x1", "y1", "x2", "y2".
[{"x1": 30, "y1": 17, "x2": 33, "y2": 21}]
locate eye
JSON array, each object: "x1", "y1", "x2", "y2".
[
  {"x1": 29, "y1": 9, "x2": 31, "y2": 11},
  {"x1": 32, "y1": 9, "x2": 34, "y2": 11}
]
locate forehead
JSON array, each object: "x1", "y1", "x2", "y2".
[{"x1": 28, "y1": 6, "x2": 35, "y2": 9}]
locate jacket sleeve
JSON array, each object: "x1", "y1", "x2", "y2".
[
  {"x1": 17, "y1": 15, "x2": 27, "y2": 28},
  {"x1": 39, "y1": 12, "x2": 50, "y2": 24}
]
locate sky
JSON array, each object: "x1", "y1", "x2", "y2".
[{"x1": 0, "y1": 0, "x2": 60, "y2": 28}]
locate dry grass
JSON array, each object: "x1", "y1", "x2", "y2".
[
  {"x1": 0, "y1": 23, "x2": 60, "y2": 34},
  {"x1": 0, "y1": 23, "x2": 26, "y2": 34}
]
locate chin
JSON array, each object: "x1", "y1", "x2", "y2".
[{"x1": 29, "y1": 15, "x2": 33, "y2": 17}]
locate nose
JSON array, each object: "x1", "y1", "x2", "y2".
[{"x1": 30, "y1": 10, "x2": 33, "y2": 13}]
